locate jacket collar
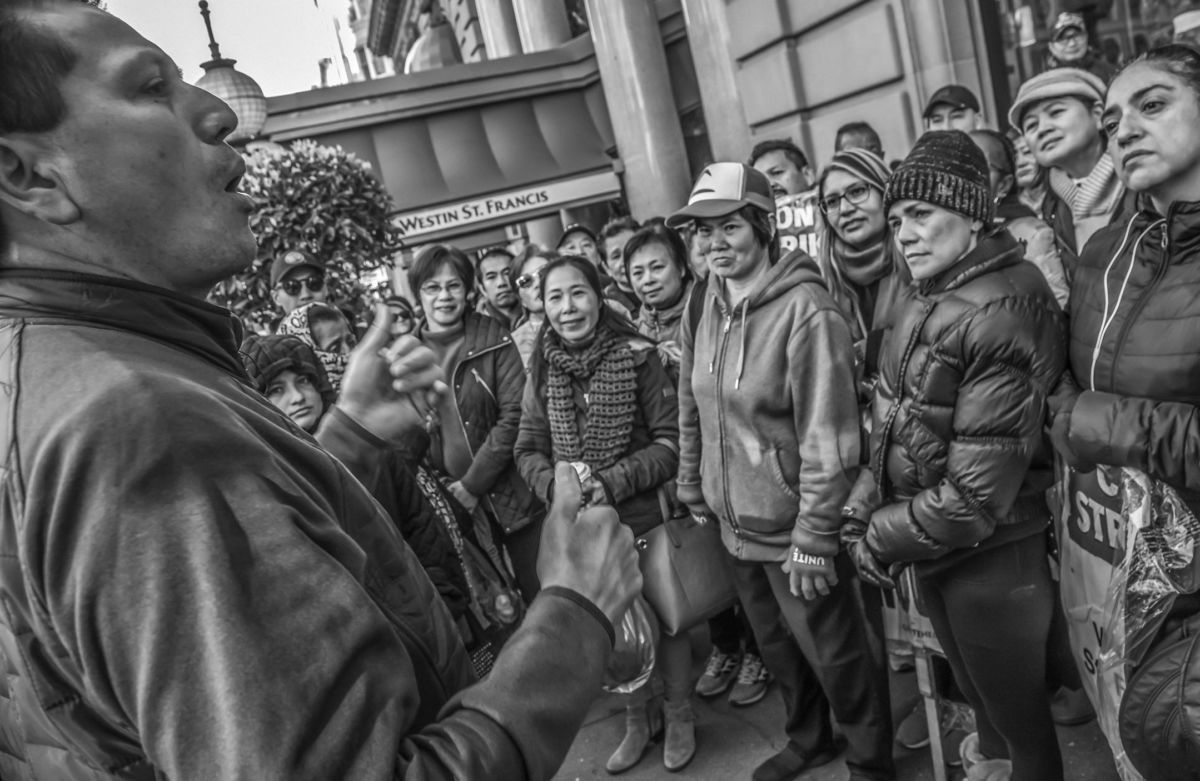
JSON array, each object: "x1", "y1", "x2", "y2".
[
  {"x1": 919, "y1": 229, "x2": 1025, "y2": 295},
  {"x1": 1130, "y1": 194, "x2": 1200, "y2": 259},
  {"x1": 0, "y1": 269, "x2": 246, "y2": 377}
]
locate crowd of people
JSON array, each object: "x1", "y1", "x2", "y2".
[{"x1": 4, "y1": 1, "x2": 1200, "y2": 781}]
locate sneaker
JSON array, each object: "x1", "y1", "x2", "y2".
[
  {"x1": 940, "y1": 700, "x2": 976, "y2": 768},
  {"x1": 694, "y1": 649, "x2": 740, "y2": 698},
  {"x1": 894, "y1": 701, "x2": 930, "y2": 749},
  {"x1": 729, "y1": 653, "x2": 771, "y2": 707},
  {"x1": 960, "y1": 732, "x2": 1012, "y2": 780}
]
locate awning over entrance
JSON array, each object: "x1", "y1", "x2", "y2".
[{"x1": 263, "y1": 36, "x2": 619, "y2": 245}]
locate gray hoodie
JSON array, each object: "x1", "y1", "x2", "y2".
[{"x1": 678, "y1": 252, "x2": 861, "y2": 562}]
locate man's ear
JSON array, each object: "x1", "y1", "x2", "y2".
[{"x1": 0, "y1": 137, "x2": 80, "y2": 226}]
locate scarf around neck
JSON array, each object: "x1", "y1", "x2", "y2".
[
  {"x1": 1049, "y1": 153, "x2": 1121, "y2": 222},
  {"x1": 541, "y1": 322, "x2": 636, "y2": 470}
]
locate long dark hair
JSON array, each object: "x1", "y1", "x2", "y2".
[{"x1": 528, "y1": 255, "x2": 646, "y2": 390}]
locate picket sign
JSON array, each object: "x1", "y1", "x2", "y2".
[{"x1": 1056, "y1": 464, "x2": 1144, "y2": 781}]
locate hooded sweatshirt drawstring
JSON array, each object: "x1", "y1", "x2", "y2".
[{"x1": 735, "y1": 302, "x2": 748, "y2": 390}]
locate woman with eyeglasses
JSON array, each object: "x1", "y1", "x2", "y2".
[
  {"x1": 512, "y1": 255, "x2": 694, "y2": 773},
  {"x1": 508, "y1": 245, "x2": 557, "y2": 367},
  {"x1": 409, "y1": 244, "x2": 545, "y2": 602},
  {"x1": 971, "y1": 129, "x2": 1070, "y2": 308},
  {"x1": 814, "y1": 150, "x2": 907, "y2": 359}
]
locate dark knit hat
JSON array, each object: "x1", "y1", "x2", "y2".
[
  {"x1": 239, "y1": 334, "x2": 335, "y2": 407},
  {"x1": 884, "y1": 131, "x2": 992, "y2": 223}
]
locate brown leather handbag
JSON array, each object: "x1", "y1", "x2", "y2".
[{"x1": 637, "y1": 508, "x2": 738, "y2": 636}]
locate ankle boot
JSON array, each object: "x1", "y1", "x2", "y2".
[
  {"x1": 605, "y1": 701, "x2": 663, "y2": 774},
  {"x1": 662, "y1": 699, "x2": 696, "y2": 772}
]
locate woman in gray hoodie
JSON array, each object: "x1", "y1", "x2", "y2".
[{"x1": 668, "y1": 163, "x2": 892, "y2": 781}]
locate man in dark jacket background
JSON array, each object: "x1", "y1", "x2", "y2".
[{"x1": 0, "y1": 2, "x2": 640, "y2": 778}]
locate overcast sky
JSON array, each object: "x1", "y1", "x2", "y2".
[{"x1": 106, "y1": 0, "x2": 348, "y2": 97}]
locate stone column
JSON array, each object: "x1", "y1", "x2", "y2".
[
  {"x1": 680, "y1": 0, "x2": 752, "y2": 162},
  {"x1": 586, "y1": 0, "x2": 691, "y2": 218},
  {"x1": 476, "y1": 0, "x2": 523, "y2": 59},
  {"x1": 512, "y1": 0, "x2": 572, "y2": 53}
]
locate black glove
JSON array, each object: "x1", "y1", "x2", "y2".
[{"x1": 849, "y1": 538, "x2": 894, "y2": 590}]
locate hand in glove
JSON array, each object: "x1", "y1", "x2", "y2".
[
  {"x1": 782, "y1": 545, "x2": 838, "y2": 600},
  {"x1": 842, "y1": 518, "x2": 893, "y2": 589}
]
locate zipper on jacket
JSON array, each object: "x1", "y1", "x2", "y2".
[
  {"x1": 872, "y1": 300, "x2": 937, "y2": 497},
  {"x1": 1106, "y1": 220, "x2": 1171, "y2": 390},
  {"x1": 714, "y1": 311, "x2": 741, "y2": 535}
]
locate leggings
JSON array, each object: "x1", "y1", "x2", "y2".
[{"x1": 917, "y1": 533, "x2": 1063, "y2": 781}]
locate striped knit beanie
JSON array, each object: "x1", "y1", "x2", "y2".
[
  {"x1": 820, "y1": 148, "x2": 891, "y2": 197},
  {"x1": 884, "y1": 130, "x2": 992, "y2": 223}
]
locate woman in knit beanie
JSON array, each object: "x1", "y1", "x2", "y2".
[
  {"x1": 512, "y1": 255, "x2": 696, "y2": 773},
  {"x1": 851, "y1": 130, "x2": 1068, "y2": 780},
  {"x1": 815, "y1": 149, "x2": 902, "y2": 341}
]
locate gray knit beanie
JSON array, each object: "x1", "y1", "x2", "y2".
[{"x1": 884, "y1": 130, "x2": 993, "y2": 223}]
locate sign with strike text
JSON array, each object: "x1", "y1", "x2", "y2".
[
  {"x1": 776, "y1": 190, "x2": 820, "y2": 257},
  {"x1": 392, "y1": 170, "x2": 621, "y2": 240}
]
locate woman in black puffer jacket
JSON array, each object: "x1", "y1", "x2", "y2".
[
  {"x1": 1049, "y1": 45, "x2": 1200, "y2": 781},
  {"x1": 850, "y1": 132, "x2": 1067, "y2": 781}
]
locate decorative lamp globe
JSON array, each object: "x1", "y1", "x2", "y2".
[
  {"x1": 197, "y1": 62, "x2": 267, "y2": 144},
  {"x1": 404, "y1": 13, "x2": 462, "y2": 74},
  {"x1": 194, "y1": 0, "x2": 267, "y2": 145}
]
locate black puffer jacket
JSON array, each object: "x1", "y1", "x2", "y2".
[
  {"x1": 865, "y1": 230, "x2": 1067, "y2": 570},
  {"x1": 1063, "y1": 199, "x2": 1200, "y2": 512}
]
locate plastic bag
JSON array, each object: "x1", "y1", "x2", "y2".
[
  {"x1": 603, "y1": 594, "x2": 658, "y2": 693},
  {"x1": 1058, "y1": 464, "x2": 1200, "y2": 781}
]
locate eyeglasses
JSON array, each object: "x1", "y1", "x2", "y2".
[
  {"x1": 418, "y1": 280, "x2": 466, "y2": 298},
  {"x1": 278, "y1": 274, "x2": 325, "y2": 296},
  {"x1": 515, "y1": 269, "x2": 544, "y2": 289},
  {"x1": 818, "y1": 183, "x2": 873, "y2": 215}
]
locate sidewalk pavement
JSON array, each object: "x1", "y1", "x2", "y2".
[{"x1": 552, "y1": 633, "x2": 1121, "y2": 781}]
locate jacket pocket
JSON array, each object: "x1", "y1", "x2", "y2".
[
  {"x1": 724, "y1": 441, "x2": 801, "y2": 534},
  {"x1": 768, "y1": 447, "x2": 802, "y2": 501}
]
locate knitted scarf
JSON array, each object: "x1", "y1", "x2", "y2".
[{"x1": 542, "y1": 322, "x2": 636, "y2": 470}]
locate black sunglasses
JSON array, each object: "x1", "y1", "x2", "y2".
[{"x1": 278, "y1": 274, "x2": 326, "y2": 296}]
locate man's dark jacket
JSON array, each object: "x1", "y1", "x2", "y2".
[{"x1": 0, "y1": 270, "x2": 609, "y2": 780}]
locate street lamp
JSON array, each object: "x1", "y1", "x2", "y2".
[{"x1": 195, "y1": 0, "x2": 267, "y2": 145}]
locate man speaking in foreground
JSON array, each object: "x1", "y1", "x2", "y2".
[{"x1": 0, "y1": 2, "x2": 639, "y2": 778}]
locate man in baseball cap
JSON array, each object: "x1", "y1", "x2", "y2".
[
  {"x1": 1045, "y1": 11, "x2": 1116, "y2": 81},
  {"x1": 924, "y1": 85, "x2": 983, "y2": 132},
  {"x1": 270, "y1": 248, "x2": 328, "y2": 315}
]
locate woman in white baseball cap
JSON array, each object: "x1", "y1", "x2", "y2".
[{"x1": 669, "y1": 164, "x2": 893, "y2": 781}]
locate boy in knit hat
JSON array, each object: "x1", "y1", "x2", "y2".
[{"x1": 849, "y1": 130, "x2": 1068, "y2": 780}]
